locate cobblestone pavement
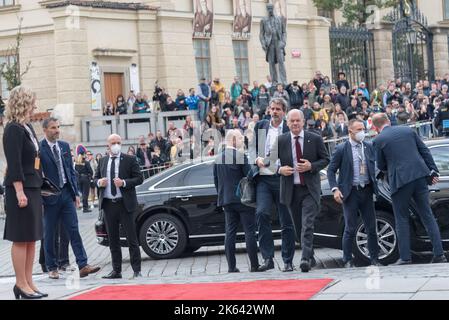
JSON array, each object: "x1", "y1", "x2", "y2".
[{"x1": 0, "y1": 210, "x2": 447, "y2": 300}]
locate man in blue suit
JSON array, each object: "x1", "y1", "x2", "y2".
[
  {"x1": 213, "y1": 129, "x2": 260, "y2": 273},
  {"x1": 372, "y1": 113, "x2": 446, "y2": 265},
  {"x1": 40, "y1": 118, "x2": 100, "y2": 279},
  {"x1": 327, "y1": 119, "x2": 380, "y2": 268}
]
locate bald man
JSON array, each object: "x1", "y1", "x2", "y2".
[
  {"x1": 95, "y1": 134, "x2": 144, "y2": 279},
  {"x1": 213, "y1": 130, "x2": 260, "y2": 272},
  {"x1": 277, "y1": 109, "x2": 329, "y2": 272}
]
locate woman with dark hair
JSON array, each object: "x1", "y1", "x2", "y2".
[
  {"x1": 116, "y1": 95, "x2": 127, "y2": 115},
  {"x1": 3, "y1": 86, "x2": 46, "y2": 299}
]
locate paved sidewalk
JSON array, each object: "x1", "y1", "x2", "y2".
[{"x1": 1, "y1": 210, "x2": 448, "y2": 300}]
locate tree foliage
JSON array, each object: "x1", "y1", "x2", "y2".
[
  {"x1": 0, "y1": 17, "x2": 31, "y2": 91},
  {"x1": 313, "y1": 0, "x2": 400, "y2": 25}
]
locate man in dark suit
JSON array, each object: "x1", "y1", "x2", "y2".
[
  {"x1": 335, "y1": 112, "x2": 349, "y2": 138},
  {"x1": 213, "y1": 129, "x2": 260, "y2": 273},
  {"x1": 249, "y1": 97, "x2": 296, "y2": 272},
  {"x1": 277, "y1": 109, "x2": 330, "y2": 272},
  {"x1": 95, "y1": 134, "x2": 144, "y2": 279},
  {"x1": 372, "y1": 113, "x2": 446, "y2": 265},
  {"x1": 327, "y1": 119, "x2": 380, "y2": 268},
  {"x1": 40, "y1": 118, "x2": 100, "y2": 279}
]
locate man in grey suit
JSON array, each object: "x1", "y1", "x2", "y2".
[
  {"x1": 277, "y1": 109, "x2": 330, "y2": 272},
  {"x1": 213, "y1": 130, "x2": 260, "y2": 273},
  {"x1": 260, "y1": 3, "x2": 287, "y2": 85},
  {"x1": 372, "y1": 113, "x2": 446, "y2": 265}
]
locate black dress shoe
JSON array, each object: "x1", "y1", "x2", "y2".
[
  {"x1": 228, "y1": 268, "x2": 240, "y2": 273},
  {"x1": 300, "y1": 259, "x2": 311, "y2": 273},
  {"x1": 370, "y1": 259, "x2": 382, "y2": 267},
  {"x1": 257, "y1": 259, "x2": 274, "y2": 272},
  {"x1": 391, "y1": 259, "x2": 412, "y2": 266},
  {"x1": 102, "y1": 271, "x2": 122, "y2": 279},
  {"x1": 344, "y1": 260, "x2": 355, "y2": 268},
  {"x1": 282, "y1": 263, "x2": 294, "y2": 272},
  {"x1": 431, "y1": 254, "x2": 447, "y2": 263},
  {"x1": 250, "y1": 265, "x2": 261, "y2": 272},
  {"x1": 129, "y1": 271, "x2": 142, "y2": 279}
]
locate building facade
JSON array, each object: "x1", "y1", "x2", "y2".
[{"x1": 0, "y1": 0, "x2": 332, "y2": 143}]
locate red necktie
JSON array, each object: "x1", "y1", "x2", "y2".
[{"x1": 294, "y1": 136, "x2": 305, "y2": 186}]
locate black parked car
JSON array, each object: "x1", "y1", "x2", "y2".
[{"x1": 95, "y1": 139, "x2": 449, "y2": 265}]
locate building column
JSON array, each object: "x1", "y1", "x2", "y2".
[
  {"x1": 430, "y1": 26, "x2": 449, "y2": 79},
  {"x1": 137, "y1": 11, "x2": 158, "y2": 95},
  {"x1": 50, "y1": 6, "x2": 91, "y2": 143},
  {"x1": 307, "y1": 18, "x2": 332, "y2": 77},
  {"x1": 368, "y1": 22, "x2": 395, "y2": 85}
]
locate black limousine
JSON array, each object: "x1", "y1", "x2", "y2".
[{"x1": 95, "y1": 138, "x2": 449, "y2": 265}]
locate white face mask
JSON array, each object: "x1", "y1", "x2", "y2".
[
  {"x1": 354, "y1": 131, "x2": 366, "y2": 142},
  {"x1": 110, "y1": 143, "x2": 121, "y2": 155}
]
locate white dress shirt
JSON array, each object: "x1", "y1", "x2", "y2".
[
  {"x1": 260, "y1": 120, "x2": 284, "y2": 175},
  {"x1": 290, "y1": 130, "x2": 305, "y2": 185},
  {"x1": 45, "y1": 138, "x2": 67, "y2": 185},
  {"x1": 100, "y1": 153, "x2": 126, "y2": 199}
]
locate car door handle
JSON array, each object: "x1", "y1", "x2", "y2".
[
  {"x1": 430, "y1": 189, "x2": 440, "y2": 193},
  {"x1": 176, "y1": 195, "x2": 193, "y2": 201}
]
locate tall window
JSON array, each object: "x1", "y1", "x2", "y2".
[
  {"x1": 233, "y1": 41, "x2": 249, "y2": 84},
  {"x1": 0, "y1": 0, "x2": 14, "y2": 6},
  {"x1": 444, "y1": 0, "x2": 449, "y2": 19},
  {"x1": 193, "y1": 39, "x2": 211, "y2": 82},
  {"x1": 0, "y1": 55, "x2": 15, "y2": 99}
]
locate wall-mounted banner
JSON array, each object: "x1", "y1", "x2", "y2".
[
  {"x1": 232, "y1": 0, "x2": 252, "y2": 40},
  {"x1": 90, "y1": 63, "x2": 101, "y2": 111},
  {"x1": 193, "y1": 0, "x2": 214, "y2": 38},
  {"x1": 271, "y1": 0, "x2": 287, "y2": 26},
  {"x1": 129, "y1": 64, "x2": 140, "y2": 94}
]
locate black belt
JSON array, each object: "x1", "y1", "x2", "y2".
[
  {"x1": 104, "y1": 198, "x2": 123, "y2": 203},
  {"x1": 352, "y1": 184, "x2": 371, "y2": 191}
]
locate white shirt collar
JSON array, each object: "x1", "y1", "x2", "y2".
[
  {"x1": 45, "y1": 138, "x2": 58, "y2": 149},
  {"x1": 110, "y1": 152, "x2": 122, "y2": 159},
  {"x1": 290, "y1": 130, "x2": 304, "y2": 140},
  {"x1": 349, "y1": 138, "x2": 362, "y2": 147},
  {"x1": 269, "y1": 120, "x2": 284, "y2": 130}
]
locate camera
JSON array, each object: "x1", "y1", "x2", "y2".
[{"x1": 152, "y1": 81, "x2": 163, "y2": 101}]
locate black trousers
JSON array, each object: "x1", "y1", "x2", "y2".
[
  {"x1": 79, "y1": 176, "x2": 91, "y2": 210},
  {"x1": 103, "y1": 199, "x2": 141, "y2": 273},
  {"x1": 223, "y1": 203, "x2": 259, "y2": 271}
]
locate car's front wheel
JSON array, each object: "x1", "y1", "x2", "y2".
[
  {"x1": 139, "y1": 213, "x2": 187, "y2": 259},
  {"x1": 353, "y1": 211, "x2": 399, "y2": 265}
]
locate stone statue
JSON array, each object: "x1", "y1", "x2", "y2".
[{"x1": 259, "y1": 3, "x2": 287, "y2": 85}]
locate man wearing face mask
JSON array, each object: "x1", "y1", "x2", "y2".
[
  {"x1": 95, "y1": 134, "x2": 143, "y2": 279},
  {"x1": 327, "y1": 119, "x2": 380, "y2": 268}
]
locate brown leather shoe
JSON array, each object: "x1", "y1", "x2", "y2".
[
  {"x1": 48, "y1": 270, "x2": 59, "y2": 279},
  {"x1": 79, "y1": 265, "x2": 101, "y2": 278}
]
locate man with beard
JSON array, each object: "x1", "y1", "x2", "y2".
[
  {"x1": 194, "y1": 0, "x2": 213, "y2": 36},
  {"x1": 233, "y1": 0, "x2": 251, "y2": 35}
]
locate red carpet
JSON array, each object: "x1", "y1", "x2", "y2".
[{"x1": 70, "y1": 279, "x2": 333, "y2": 300}]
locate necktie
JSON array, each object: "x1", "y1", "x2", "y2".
[
  {"x1": 294, "y1": 136, "x2": 305, "y2": 186},
  {"x1": 110, "y1": 157, "x2": 117, "y2": 197},
  {"x1": 356, "y1": 144, "x2": 366, "y2": 188},
  {"x1": 52, "y1": 144, "x2": 64, "y2": 188}
]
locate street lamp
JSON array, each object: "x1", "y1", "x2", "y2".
[{"x1": 405, "y1": 27, "x2": 417, "y2": 45}]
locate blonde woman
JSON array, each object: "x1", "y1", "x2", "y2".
[{"x1": 3, "y1": 86, "x2": 46, "y2": 299}]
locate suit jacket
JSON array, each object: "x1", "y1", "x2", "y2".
[
  {"x1": 335, "y1": 123, "x2": 349, "y2": 138},
  {"x1": 94, "y1": 153, "x2": 143, "y2": 213},
  {"x1": 136, "y1": 147, "x2": 152, "y2": 167},
  {"x1": 373, "y1": 126, "x2": 438, "y2": 195},
  {"x1": 259, "y1": 15, "x2": 286, "y2": 63},
  {"x1": 194, "y1": 10, "x2": 213, "y2": 33},
  {"x1": 277, "y1": 131, "x2": 330, "y2": 206},
  {"x1": 213, "y1": 148, "x2": 251, "y2": 207},
  {"x1": 40, "y1": 139, "x2": 79, "y2": 206},
  {"x1": 327, "y1": 140, "x2": 378, "y2": 201},
  {"x1": 3, "y1": 122, "x2": 42, "y2": 188}
]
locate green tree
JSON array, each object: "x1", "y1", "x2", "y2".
[
  {"x1": 313, "y1": 0, "x2": 400, "y2": 26},
  {"x1": 0, "y1": 17, "x2": 31, "y2": 92}
]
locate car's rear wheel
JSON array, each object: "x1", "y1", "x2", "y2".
[
  {"x1": 139, "y1": 213, "x2": 187, "y2": 259},
  {"x1": 353, "y1": 211, "x2": 399, "y2": 265}
]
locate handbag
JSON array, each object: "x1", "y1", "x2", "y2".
[
  {"x1": 236, "y1": 175, "x2": 257, "y2": 208},
  {"x1": 41, "y1": 177, "x2": 61, "y2": 197}
]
